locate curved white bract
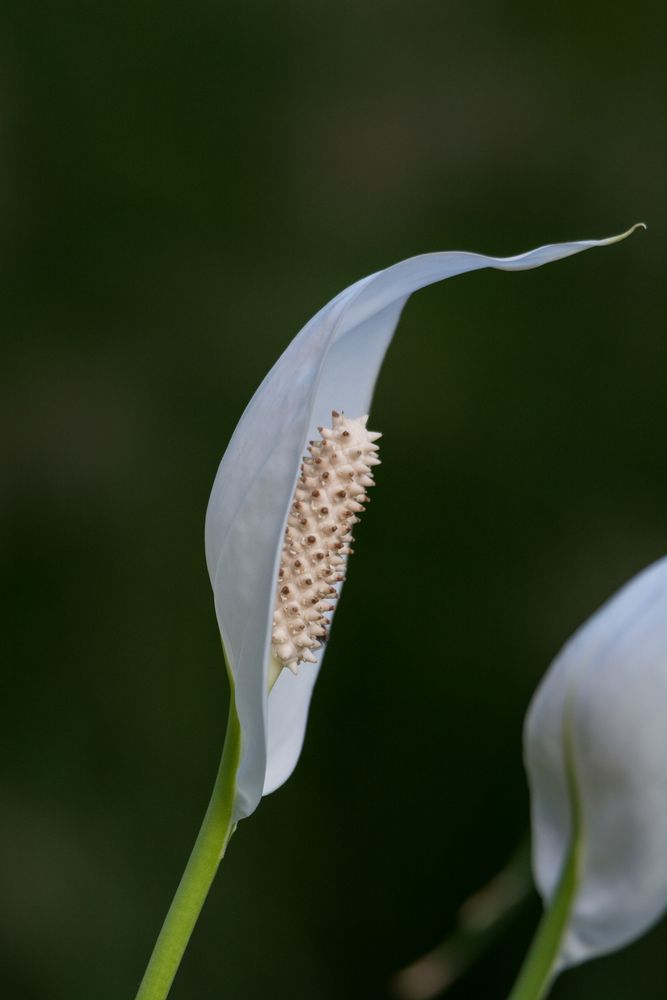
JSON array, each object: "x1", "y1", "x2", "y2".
[
  {"x1": 205, "y1": 226, "x2": 641, "y2": 821},
  {"x1": 525, "y1": 555, "x2": 667, "y2": 969}
]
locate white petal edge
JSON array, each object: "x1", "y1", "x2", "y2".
[
  {"x1": 206, "y1": 225, "x2": 643, "y2": 821},
  {"x1": 524, "y1": 554, "x2": 667, "y2": 969}
]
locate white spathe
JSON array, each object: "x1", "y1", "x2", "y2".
[
  {"x1": 525, "y1": 555, "x2": 667, "y2": 969},
  {"x1": 205, "y1": 227, "x2": 641, "y2": 822}
]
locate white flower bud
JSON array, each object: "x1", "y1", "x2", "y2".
[{"x1": 524, "y1": 556, "x2": 667, "y2": 970}]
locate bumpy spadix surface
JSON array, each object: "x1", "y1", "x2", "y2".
[
  {"x1": 524, "y1": 555, "x2": 667, "y2": 969},
  {"x1": 205, "y1": 225, "x2": 641, "y2": 821},
  {"x1": 272, "y1": 412, "x2": 380, "y2": 672}
]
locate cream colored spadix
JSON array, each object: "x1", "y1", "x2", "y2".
[
  {"x1": 524, "y1": 555, "x2": 667, "y2": 974},
  {"x1": 270, "y1": 412, "x2": 380, "y2": 684},
  {"x1": 204, "y1": 225, "x2": 642, "y2": 822}
]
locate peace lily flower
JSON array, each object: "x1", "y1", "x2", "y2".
[
  {"x1": 512, "y1": 554, "x2": 667, "y2": 999},
  {"x1": 204, "y1": 225, "x2": 643, "y2": 824},
  {"x1": 135, "y1": 226, "x2": 642, "y2": 1000}
]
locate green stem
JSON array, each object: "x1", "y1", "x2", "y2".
[
  {"x1": 506, "y1": 836, "x2": 579, "y2": 1000},
  {"x1": 134, "y1": 690, "x2": 241, "y2": 1000},
  {"x1": 508, "y1": 698, "x2": 582, "y2": 1000}
]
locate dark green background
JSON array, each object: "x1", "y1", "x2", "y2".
[{"x1": 1, "y1": 2, "x2": 665, "y2": 998}]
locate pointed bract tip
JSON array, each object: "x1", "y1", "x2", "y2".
[{"x1": 606, "y1": 222, "x2": 647, "y2": 244}]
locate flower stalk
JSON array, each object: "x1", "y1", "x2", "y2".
[
  {"x1": 134, "y1": 675, "x2": 241, "y2": 1000},
  {"x1": 506, "y1": 837, "x2": 580, "y2": 1000}
]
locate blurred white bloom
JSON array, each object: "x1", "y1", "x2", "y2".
[
  {"x1": 205, "y1": 227, "x2": 640, "y2": 822},
  {"x1": 525, "y1": 555, "x2": 667, "y2": 971}
]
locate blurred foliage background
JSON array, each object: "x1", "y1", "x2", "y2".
[{"x1": 1, "y1": 1, "x2": 665, "y2": 998}]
